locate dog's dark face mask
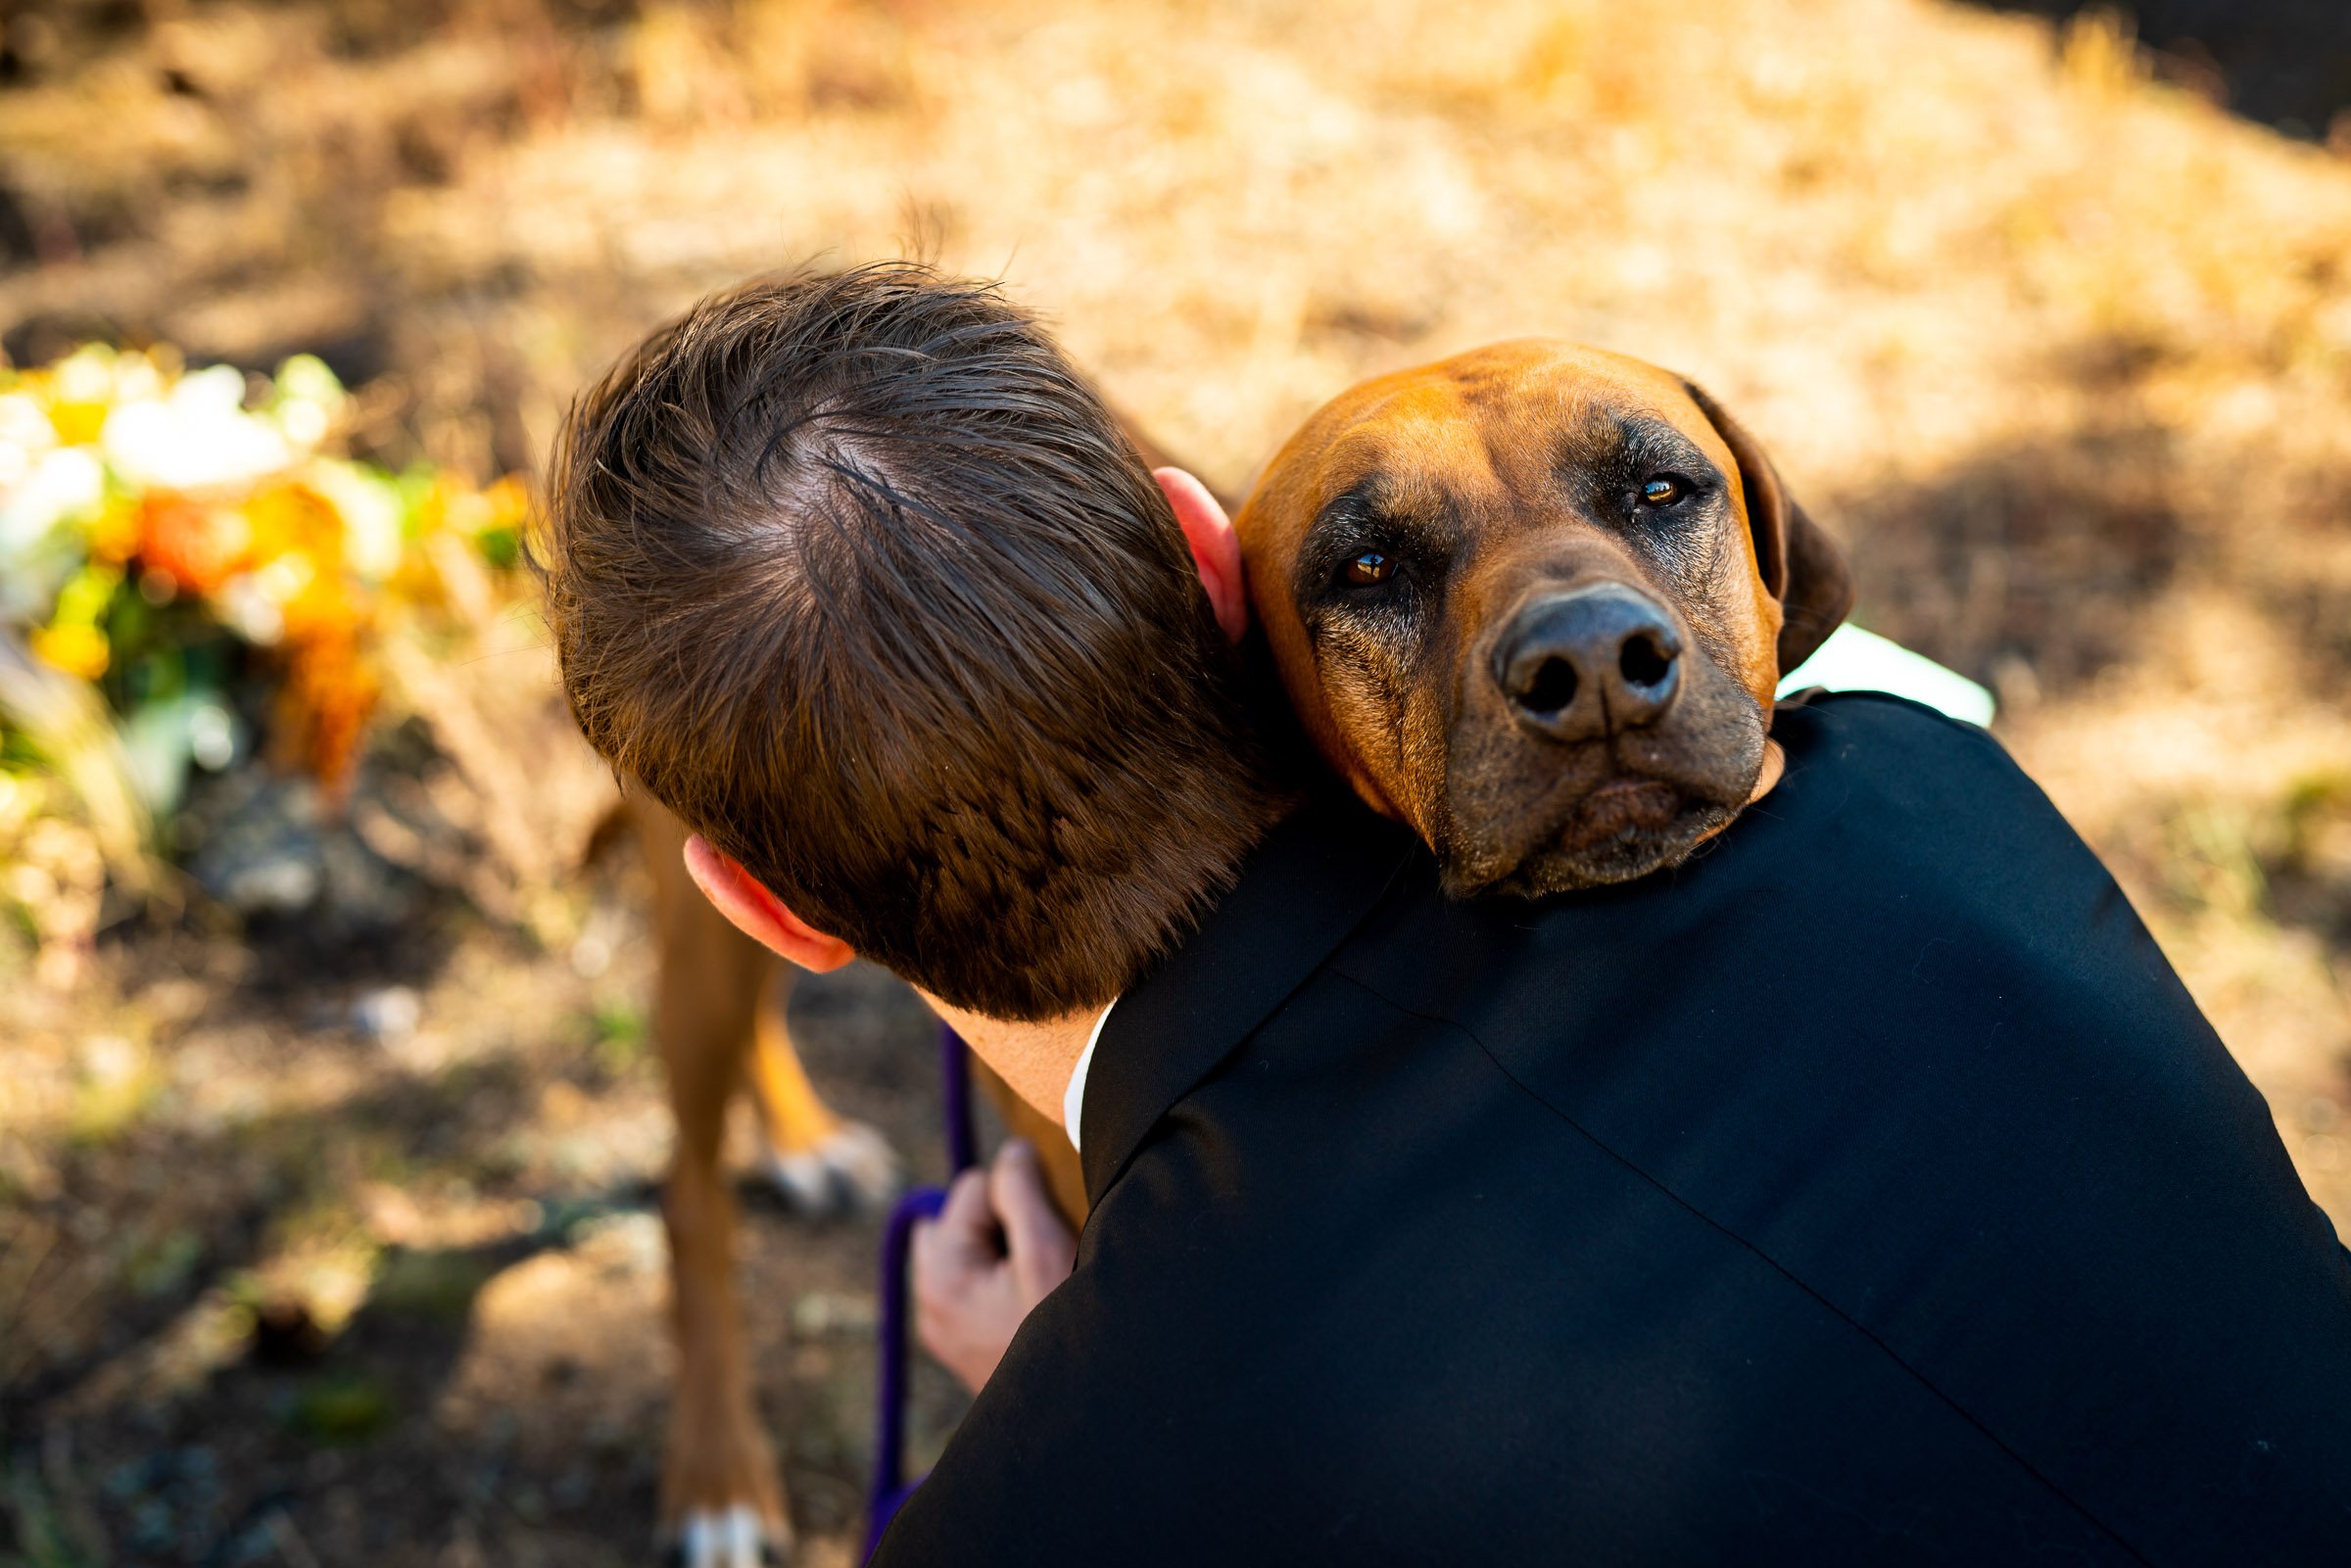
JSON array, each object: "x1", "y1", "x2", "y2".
[{"x1": 1237, "y1": 340, "x2": 1853, "y2": 897}]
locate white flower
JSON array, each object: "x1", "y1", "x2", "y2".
[
  {"x1": 216, "y1": 572, "x2": 288, "y2": 646},
  {"x1": 52, "y1": 344, "x2": 126, "y2": 406},
  {"x1": 0, "y1": 391, "x2": 56, "y2": 488},
  {"x1": 189, "y1": 701, "x2": 237, "y2": 771},
  {"x1": 101, "y1": 365, "x2": 292, "y2": 493},
  {"x1": 267, "y1": 356, "x2": 347, "y2": 452},
  {"x1": 306, "y1": 458, "x2": 405, "y2": 582},
  {"x1": 0, "y1": 446, "x2": 105, "y2": 560}
]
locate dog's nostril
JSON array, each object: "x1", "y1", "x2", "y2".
[
  {"x1": 1619, "y1": 632, "x2": 1675, "y2": 690},
  {"x1": 1520, "y1": 656, "x2": 1579, "y2": 713}
]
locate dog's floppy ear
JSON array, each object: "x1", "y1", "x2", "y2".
[{"x1": 1681, "y1": 381, "x2": 1854, "y2": 676}]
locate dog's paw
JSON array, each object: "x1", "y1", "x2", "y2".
[
  {"x1": 762, "y1": 1118, "x2": 901, "y2": 1215},
  {"x1": 660, "y1": 1504, "x2": 788, "y2": 1568}
]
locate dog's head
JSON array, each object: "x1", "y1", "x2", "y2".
[{"x1": 1235, "y1": 340, "x2": 1852, "y2": 897}]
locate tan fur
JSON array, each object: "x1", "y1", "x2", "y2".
[
  {"x1": 631, "y1": 790, "x2": 798, "y2": 1541},
  {"x1": 1236, "y1": 340, "x2": 1851, "y2": 895}
]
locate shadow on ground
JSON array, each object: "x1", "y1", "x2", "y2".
[{"x1": 4, "y1": 906, "x2": 972, "y2": 1567}]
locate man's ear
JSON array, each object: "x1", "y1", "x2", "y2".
[
  {"x1": 1154, "y1": 466, "x2": 1248, "y2": 645},
  {"x1": 1681, "y1": 381, "x2": 1855, "y2": 675},
  {"x1": 682, "y1": 834, "x2": 856, "y2": 974}
]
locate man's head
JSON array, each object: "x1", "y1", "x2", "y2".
[
  {"x1": 1235, "y1": 340, "x2": 1852, "y2": 898},
  {"x1": 542, "y1": 263, "x2": 1290, "y2": 1021}
]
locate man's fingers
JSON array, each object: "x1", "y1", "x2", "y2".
[
  {"x1": 912, "y1": 1145, "x2": 1074, "y2": 1395},
  {"x1": 940, "y1": 1164, "x2": 992, "y2": 1230},
  {"x1": 988, "y1": 1140, "x2": 1078, "y2": 1293},
  {"x1": 915, "y1": 1166, "x2": 996, "y2": 1278}
]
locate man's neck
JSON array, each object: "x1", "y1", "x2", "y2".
[
  {"x1": 919, "y1": 743, "x2": 1786, "y2": 1131},
  {"x1": 918, "y1": 992, "x2": 1099, "y2": 1129}
]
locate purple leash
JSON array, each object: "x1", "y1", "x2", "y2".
[
  {"x1": 865, "y1": 1023, "x2": 977, "y2": 1558},
  {"x1": 939, "y1": 1019, "x2": 979, "y2": 1176}
]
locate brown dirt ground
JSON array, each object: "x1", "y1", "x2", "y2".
[{"x1": 5, "y1": 1, "x2": 2351, "y2": 1563}]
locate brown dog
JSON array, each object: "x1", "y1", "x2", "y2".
[{"x1": 1234, "y1": 340, "x2": 1852, "y2": 896}]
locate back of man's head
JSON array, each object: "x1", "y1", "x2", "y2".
[{"x1": 542, "y1": 263, "x2": 1292, "y2": 1020}]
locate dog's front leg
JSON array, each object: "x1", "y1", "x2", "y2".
[{"x1": 643, "y1": 801, "x2": 792, "y2": 1567}]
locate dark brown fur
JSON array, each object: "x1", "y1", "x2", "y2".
[{"x1": 540, "y1": 263, "x2": 1293, "y2": 1020}]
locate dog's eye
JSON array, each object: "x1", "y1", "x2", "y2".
[
  {"x1": 1639, "y1": 475, "x2": 1689, "y2": 506},
  {"x1": 1342, "y1": 551, "x2": 1396, "y2": 587}
]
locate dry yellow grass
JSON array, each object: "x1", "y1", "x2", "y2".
[
  {"x1": 6, "y1": 0, "x2": 2349, "y2": 1213},
  {"x1": 2, "y1": 5, "x2": 2350, "y2": 1554},
  {"x1": 4, "y1": 0, "x2": 2348, "y2": 1238}
]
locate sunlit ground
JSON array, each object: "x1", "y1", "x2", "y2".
[{"x1": 3, "y1": 1, "x2": 2349, "y2": 1561}]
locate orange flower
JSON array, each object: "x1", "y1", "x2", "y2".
[
  {"x1": 279, "y1": 561, "x2": 365, "y2": 643},
  {"x1": 137, "y1": 492, "x2": 251, "y2": 594},
  {"x1": 241, "y1": 480, "x2": 344, "y2": 569},
  {"x1": 271, "y1": 626, "x2": 380, "y2": 797}
]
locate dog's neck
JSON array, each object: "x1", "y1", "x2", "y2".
[{"x1": 918, "y1": 992, "x2": 1099, "y2": 1129}]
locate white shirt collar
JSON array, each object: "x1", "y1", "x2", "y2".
[{"x1": 1061, "y1": 996, "x2": 1118, "y2": 1154}]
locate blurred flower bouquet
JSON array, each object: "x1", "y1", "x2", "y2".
[{"x1": 0, "y1": 343, "x2": 533, "y2": 981}]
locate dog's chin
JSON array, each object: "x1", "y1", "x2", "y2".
[{"x1": 1443, "y1": 783, "x2": 1745, "y2": 899}]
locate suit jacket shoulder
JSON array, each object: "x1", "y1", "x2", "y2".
[{"x1": 876, "y1": 694, "x2": 2351, "y2": 1567}]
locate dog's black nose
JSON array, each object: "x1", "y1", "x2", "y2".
[{"x1": 1492, "y1": 585, "x2": 1682, "y2": 738}]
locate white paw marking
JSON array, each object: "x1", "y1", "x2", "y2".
[
  {"x1": 670, "y1": 1503, "x2": 787, "y2": 1568},
  {"x1": 763, "y1": 1119, "x2": 902, "y2": 1214}
]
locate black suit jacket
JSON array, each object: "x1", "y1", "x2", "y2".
[{"x1": 877, "y1": 693, "x2": 2351, "y2": 1565}]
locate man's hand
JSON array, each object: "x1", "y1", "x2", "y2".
[{"x1": 912, "y1": 1139, "x2": 1078, "y2": 1393}]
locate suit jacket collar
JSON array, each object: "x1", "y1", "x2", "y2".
[{"x1": 1078, "y1": 791, "x2": 1419, "y2": 1204}]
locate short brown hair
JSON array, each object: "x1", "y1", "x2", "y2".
[{"x1": 541, "y1": 263, "x2": 1292, "y2": 1019}]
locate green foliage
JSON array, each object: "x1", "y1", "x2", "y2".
[
  {"x1": 591, "y1": 997, "x2": 648, "y2": 1074},
  {"x1": 287, "y1": 1371, "x2": 393, "y2": 1445}
]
